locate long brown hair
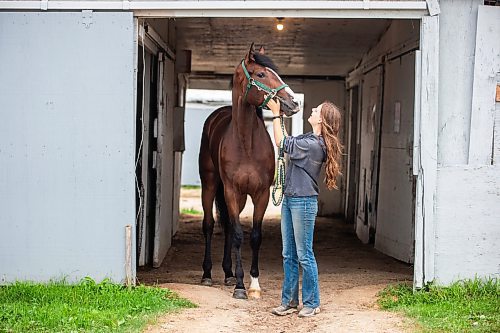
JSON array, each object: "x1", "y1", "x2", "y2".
[{"x1": 320, "y1": 101, "x2": 343, "y2": 190}]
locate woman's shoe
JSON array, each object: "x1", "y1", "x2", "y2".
[
  {"x1": 271, "y1": 304, "x2": 298, "y2": 316},
  {"x1": 298, "y1": 306, "x2": 320, "y2": 317}
]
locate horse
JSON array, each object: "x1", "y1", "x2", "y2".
[{"x1": 198, "y1": 44, "x2": 300, "y2": 299}]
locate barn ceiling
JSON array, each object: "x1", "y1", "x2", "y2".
[{"x1": 174, "y1": 17, "x2": 392, "y2": 78}]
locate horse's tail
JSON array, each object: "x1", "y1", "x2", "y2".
[{"x1": 214, "y1": 183, "x2": 230, "y2": 231}]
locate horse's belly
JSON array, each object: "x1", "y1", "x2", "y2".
[{"x1": 226, "y1": 164, "x2": 273, "y2": 192}]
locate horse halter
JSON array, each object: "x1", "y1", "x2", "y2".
[{"x1": 241, "y1": 60, "x2": 289, "y2": 109}]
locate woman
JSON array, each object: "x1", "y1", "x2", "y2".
[{"x1": 267, "y1": 99, "x2": 343, "y2": 318}]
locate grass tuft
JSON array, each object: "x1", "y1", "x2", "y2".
[
  {"x1": 181, "y1": 185, "x2": 201, "y2": 190},
  {"x1": 378, "y1": 278, "x2": 499, "y2": 333},
  {"x1": 181, "y1": 207, "x2": 203, "y2": 215},
  {"x1": 0, "y1": 277, "x2": 196, "y2": 332}
]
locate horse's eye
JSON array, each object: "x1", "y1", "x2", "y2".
[{"x1": 256, "y1": 72, "x2": 265, "y2": 78}]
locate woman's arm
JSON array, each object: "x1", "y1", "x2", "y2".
[{"x1": 267, "y1": 99, "x2": 288, "y2": 147}]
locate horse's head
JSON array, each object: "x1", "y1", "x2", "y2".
[{"x1": 235, "y1": 44, "x2": 300, "y2": 117}]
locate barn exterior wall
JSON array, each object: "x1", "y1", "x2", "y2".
[
  {"x1": 437, "y1": 0, "x2": 481, "y2": 166},
  {"x1": 345, "y1": 2, "x2": 500, "y2": 285},
  {"x1": 0, "y1": 12, "x2": 136, "y2": 283},
  {"x1": 435, "y1": 166, "x2": 500, "y2": 284},
  {"x1": 433, "y1": 1, "x2": 500, "y2": 284},
  {"x1": 1, "y1": 0, "x2": 498, "y2": 288}
]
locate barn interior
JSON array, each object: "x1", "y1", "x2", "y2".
[{"x1": 135, "y1": 16, "x2": 420, "y2": 276}]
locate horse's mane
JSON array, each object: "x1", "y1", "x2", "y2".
[
  {"x1": 254, "y1": 53, "x2": 279, "y2": 73},
  {"x1": 229, "y1": 52, "x2": 280, "y2": 89},
  {"x1": 228, "y1": 52, "x2": 278, "y2": 119}
]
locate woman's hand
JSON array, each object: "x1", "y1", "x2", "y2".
[{"x1": 267, "y1": 98, "x2": 281, "y2": 117}]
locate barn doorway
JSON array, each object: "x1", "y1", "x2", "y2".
[{"x1": 135, "y1": 14, "x2": 427, "y2": 289}]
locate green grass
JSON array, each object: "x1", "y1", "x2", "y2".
[
  {"x1": 378, "y1": 278, "x2": 499, "y2": 333},
  {"x1": 181, "y1": 185, "x2": 201, "y2": 190},
  {"x1": 181, "y1": 207, "x2": 203, "y2": 215},
  {"x1": 0, "y1": 278, "x2": 196, "y2": 333}
]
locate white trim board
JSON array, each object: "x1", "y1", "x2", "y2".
[
  {"x1": 468, "y1": 5, "x2": 500, "y2": 165},
  {"x1": 413, "y1": 15, "x2": 439, "y2": 288},
  {"x1": 0, "y1": 1, "x2": 429, "y2": 18}
]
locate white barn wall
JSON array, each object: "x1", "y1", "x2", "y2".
[
  {"x1": 433, "y1": 2, "x2": 500, "y2": 284},
  {"x1": 435, "y1": 166, "x2": 500, "y2": 284},
  {"x1": 0, "y1": 12, "x2": 135, "y2": 283},
  {"x1": 437, "y1": 0, "x2": 482, "y2": 165},
  {"x1": 468, "y1": 6, "x2": 500, "y2": 165}
]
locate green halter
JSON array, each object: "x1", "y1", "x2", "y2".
[{"x1": 241, "y1": 60, "x2": 289, "y2": 109}]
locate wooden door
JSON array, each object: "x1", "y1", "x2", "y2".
[
  {"x1": 375, "y1": 52, "x2": 417, "y2": 263},
  {"x1": 355, "y1": 67, "x2": 383, "y2": 244}
]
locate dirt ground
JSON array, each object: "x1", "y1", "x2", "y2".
[{"x1": 139, "y1": 189, "x2": 415, "y2": 333}]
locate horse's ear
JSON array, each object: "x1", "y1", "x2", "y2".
[
  {"x1": 245, "y1": 43, "x2": 256, "y2": 64},
  {"x1": 258, "y1": 45, "x2": 265, "y2": 55}
]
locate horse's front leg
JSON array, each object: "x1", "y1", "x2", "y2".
[
  {"x1": 248, "y1": 189, "x2": 269, "y2": 299},
  {"x1": 225, "y1": 188, "x2": 247, "y2": 299}
]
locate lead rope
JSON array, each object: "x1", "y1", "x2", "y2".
[{"x1": 272, "y1": 117, "x2": 286, "y2": 206}]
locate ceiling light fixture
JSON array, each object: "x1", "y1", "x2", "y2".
[{"x1": 276, "y1": 17, "x2": 284, "y2": 31}]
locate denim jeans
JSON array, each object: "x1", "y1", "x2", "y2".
[{"x1": 280, "y1": 195, "x2": 320, "y2": 308}]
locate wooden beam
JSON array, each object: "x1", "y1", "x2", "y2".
[{"x1": 414, "y1": 15, "x2": 439, "y2": 288}]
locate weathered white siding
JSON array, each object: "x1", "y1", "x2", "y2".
[
  {"x1": 375, "y1": 52, "x2": 417, "y2": 263},
  {"x1": 438, "y1": 0, "x2": 482, "y2": 165},
  {"x1": 0, "y1": 12, "x2": 135, "y2": 283},
  {"x1": 468, "y1": 5, "x2": 500, "y2": 165},
  {"x1": 153, "y1": 56, "x2": 176, "y2": 267},
  {"x1": 435, "y1": 166, "x2": 500, "y2": 284},
  {"x1": 433, "y1": 2, "x2": 500, "y2": 284}
]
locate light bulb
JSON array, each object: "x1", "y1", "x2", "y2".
[{"x1": 276, "y1": 18, "x2": 284, "y2": 31}]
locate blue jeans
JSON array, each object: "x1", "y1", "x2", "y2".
[{"x1": 280, "y1": 195, "x2": 320, "y2": 308}]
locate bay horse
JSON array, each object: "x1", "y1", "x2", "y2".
[{"x1": 199, "y1": 44, "x2": 300, "y2": 299}]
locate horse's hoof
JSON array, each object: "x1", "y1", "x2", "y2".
[
  {"x1": 201, "y1": 278, "x2": 212, "y2": 286},
  {"x1": 248, "y1": 288, "x2": 261, "y2": 299},
  {"x1": 233, "y1": 289, "x2": 248, "y2": 300},
  {"x1": 224, "y1": 276, "x2": 237, "y2": 286}
]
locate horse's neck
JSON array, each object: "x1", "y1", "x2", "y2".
[{"x1": 231, "y1": 95, "x2": 259, "y2": 153}]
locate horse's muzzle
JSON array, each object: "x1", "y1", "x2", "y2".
[{"x1": 277, "y1": 95, "x2": 300, "y2": 117}]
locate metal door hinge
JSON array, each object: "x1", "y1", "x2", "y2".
[
  {"x1": 82, "y1": 10, "x2": 93, "y2": 29},
  {"x1": 425, "y1": 0, "x2": 440, "y2": 16}
]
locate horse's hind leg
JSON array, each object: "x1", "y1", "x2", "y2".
[
  {"x1": 200, "y1": 172, "x2": 218, "y2": 286},
  {"x1": 224, "y1": 188, "x2": 248, "y2": 299},
  {"x1": 247, "y1": 189, "x2": 270, "y2": 299},
  {"x1": 216, "y1": 185, "x2": 235, "y2": 285}
]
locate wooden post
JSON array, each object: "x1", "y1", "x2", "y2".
[
  {"x1": 414, "y1": 15, "x2": 439, "y2": 289},
  {"x1": 125, "y1": 225, "x2": 133, "y2": 287}
]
